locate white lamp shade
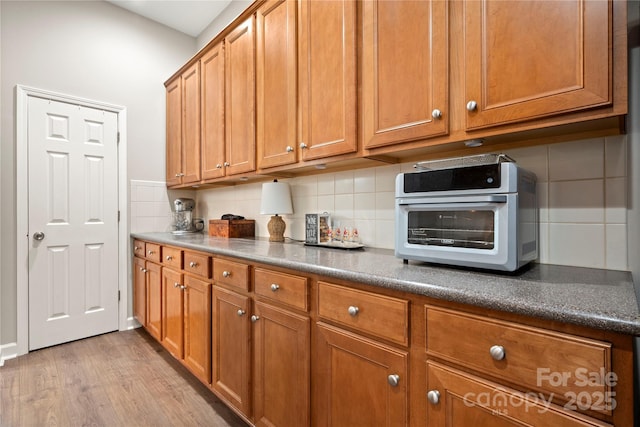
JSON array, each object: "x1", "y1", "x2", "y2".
[{"x1": 260, "y1": 180, "x2": 293, "y2": 215}]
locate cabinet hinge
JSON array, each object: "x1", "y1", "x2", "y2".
[
  {"x1": 118, "y1": 210, "x2": 121, "y2": 222},
  {"x1": 118, "y1": 290, "x2": 121, "y2": 301},
  {"x1": 117, "y1": 132, "x2": 120, "y2": 144}
]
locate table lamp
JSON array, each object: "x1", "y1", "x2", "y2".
[{"x1": 260, "y1": 179, "x2": 293, "y2": 242}]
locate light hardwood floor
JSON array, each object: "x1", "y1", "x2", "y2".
[{"x1": 0, "y1": 329, "x2": 249, "y2": 427}]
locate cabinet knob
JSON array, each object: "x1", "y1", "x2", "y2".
[
  {"x1": 141, "y1": 268, "x2": 147, "y2": 273},
  {"x1": 431, "y1": 109, "x2": 442, "y2": 119},
  {"x1": 237, "y1": 309, "x2": 246, "y2": 317},
  {"x1": 489, "y1": 345, "x2": 505, "y2": 361},
  {"x1": 347, "y1": 306, "x2": 359, "y2": 317},
  {"x1": 251, "y1": 315, "x2": 260, "y2": 323},
  {"x1": 180, "y1": 285, "x2": 187, "y2": 290},
  {"x1": 134, "y1": 246, "x2": 140, "y2": 251},
  {"x1": 270, "y1": 284, "x2": 280, "y2": 292},
  {"x1": 222, "y1": 270, "x2": 231, "y2": 278},
  {"x1": 466, "y1": 100, "x2": 478, "y2": 111},
  {"x1": 387, "y1": 374, "x2": 400, "y2": 387},
  {"x1": 190, "y1": 261, "x2": 198, "y2": 268},
  {"x1": 299, "y1": 142, "x2": 308, "y2": 149},
  {"x1": 427, "y1": 390, "x2": 441, "y2": 405},
  {"x1": 286, "y1": 145, "x2": 294, "y2": 153},
  {"x1": 173, "y1": 282, "x2": 180, "y2": 288},
  {"x1": 148, "y1": 250, "x2": 154, "y2": 255},
  {"x1": 216, "y1": 163, "x2": 223, "y2": 169},
  {"x1": 166, "y1": 255, "x2": 173, "y2": 261},
  {"x1": 223, "y1": 161, "x2": 230, "y2": 167}
]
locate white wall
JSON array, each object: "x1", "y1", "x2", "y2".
[
  {"x1": 0, "y1": 0, "x2": 197, "y2": 345},
  {"x1": 196, "y1": 0, "x2": 253, "y2": 50}
]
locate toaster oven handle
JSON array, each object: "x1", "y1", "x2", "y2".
[{"x1": 397, "y1": 195, "x2": 508, "y2": 205}]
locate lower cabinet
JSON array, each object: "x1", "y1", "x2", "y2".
[
  {"x1": 133, "y1": 256, "x2": 147, "y2": 326},
  {"x1": 426, "y1": 362, "x2": 609, "y2": 427},
  {"x1": 146, "y1": 261, "x2": 163, "y2": 341},
  {"x1": 253, "y1": 301, "x2": 310, "y2": 427},
  {"x1": 161, "y1": 266, "x2": 213, "y2": 385},
  {"x1": 211, "y1": 286, "x2": 252, "y2": 416},
  {"x1": 314, "y1": 322, "x2": 409, "y2": 427}
]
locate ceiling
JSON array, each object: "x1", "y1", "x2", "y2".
[{"x1": 106, "y1": 0, "x2": 232, "y2": 38}]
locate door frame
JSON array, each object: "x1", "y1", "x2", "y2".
[{"x1": 15, "y1": 85, "x2": 129, "y2": 356}]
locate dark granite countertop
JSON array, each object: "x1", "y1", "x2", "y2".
[{"x1": 132, "y1": 232, "x2": 640, "y2": 336}]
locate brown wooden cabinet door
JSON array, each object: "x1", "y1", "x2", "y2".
[
  {"x1": 426, "y1": 362, "x2": 607, "y2": 427},
  {"x1": 161, "y1": 267, "x2": 184, "y2": 359},
  {"x1": 211, "y1": 286, "x2": 251, "y2": 417},
  {"x1": 464, "y1": 0, "x2": 611, "y2": 130},
  {"x1": 315, "y1": 323, "x2": 408, "y2": 427},
  {"x1": 225, "y1": 17, "x2": 256, "y2": 176},
  {"x1": 201, "y1": 42, "x2": 226, "y2": 181},
  {"x1": 362, "y1": 0, "x2": 448, "y2": 149},
  {"x1": 253, "y1": 301, "x2": 310, "y2": 427},
  {"x1": 145, "y1": 261, "x2": 162, "y2": 341},
  {"x1": 298, "y1": 0, "x2": 357, "y2": 160},
  {"x1": 256, "y1": 0, "x2": 298, "y2": 170},
  {"x1": 181, "y1": 62, "x2": 201, "y2": 184},
  {"x1": 166, "y1": 77, "x2": 182, "y2": 187},
  {"x1": 183, "y1": 275, "x2": 212, "y2": 385},
  {"x1": 133, "y1": 256, "x2": 147, "y2": 326}
]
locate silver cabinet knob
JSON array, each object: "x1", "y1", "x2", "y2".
[
  {"x1": 189, "y1": 261, "x2": 198, "y2": 268},
  {"x1": 216, "y1": 163, "x2": 223, "y2": 169},
  {"x1": 466, "y1": 100, "x2": 478, "y2": 111},
  {"x1": 489, "y1": 345, "x2": 505, "y2": 361},
  {"x1": 222, "y1": 270, "x2": 231, "y2": 278},
  {"x1": 33, "y1": 231, "x2": 46, "y2": 241},
  {"x1": 148, "y1": 250, "x2": 154, "y2": 255},
  {"x1": 299, "y1": 142, "x2": 308, "y2": 149},
  {"x1": 270, "y1": 284, "x2": 280, "y2": 292},
  {"x1": 140, "y1": 267, "x2": 148, "y2": 273},
  {"x1": 237, "y1": 309, "x2": 246, "y2": 317},
  {"x1": 174, "y1": 282, "x2": 180, "y2": 288},
  {"x1": 431, "y1": 109, "x2": 442, "y2": 119},
  {"x1": 286, "y1": 145, "x2": 294, "y2": 153},
  {"x1": 175, "y1": 172, "x2": 185, "y2": 177},
  {"x1": 427, "y1": 390, "x2": 440, "y2": 405},
  {"x1": 180, "y1": 285, "x2": 187, "y2": 290},
  {"x1": 223, "y1": 161, "x2": 230, "y2": 167},
  {"x1": 348, "y1": 306, "x2": 359, "y2": 317},
  {"x1": 251, "y1": 315, "x2": 260, "y2": 323},
  {"x1": 166, "y1": 255, "x2": 173, "y2": 261},
  {"x1": 387, "y1": 374, "x2": 400, "y2": 387},
  {"x1": 134, "y1": 246, "x2": 140, "y2": 251}
]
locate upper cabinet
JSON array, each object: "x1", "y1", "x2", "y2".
[
  {"x1": 201, "y1": 42, "x2": 226, "y2": 181},
  {"x1": 256, "y1": 0, "x2": 298, "y2": 170},
  {"x1": 298, "y1": 0, "x2": 358, "y2": 161},
  {"x1": 225, "y1": 17, "x2": 257, "y2": 176},
  {"x1": 164, "y1": 0, "x2": 626, "y2": 188},
  {"x1": 166, "y1": 62, "x2": 201, "y2": 187},
  {"x1": 362, "y1": 0, "x2": 448, "y2": 149},
  {"x1": 464, "y1": 0, "x2": 612, "y2": 130}
]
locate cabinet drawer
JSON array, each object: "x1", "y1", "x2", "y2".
[
  {"x1": 133, "y1": 240, "x2": 146, "y2": 258},
  {"x1": 145, "y1": 243, "x2": 161, "y2": 263},
  {"x1": 213, "y1": 258, "x2": 249, "y2": 291},
  {"x1": 254, "y1": 268, "x2": 308, "y2": 311},
  {"x1": 184, "y1": 251, "x2": 211, "y2": 279},
  {"x1": 426, "y1": 305, "x2": 613, "y2": 413},
  {"x1": 318, "y1": 282, "x2": 409, "y2": 346},
  {"x1": 162, "y1": 246, "x2": 183, "y2": 270}
]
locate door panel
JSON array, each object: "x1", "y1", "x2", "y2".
[
  {"x1": 201, "y1": 42, "x2": 226, "y2": 180},
  {"x1": 28, "y1": 96, "x2": 119, "y2": 351}
]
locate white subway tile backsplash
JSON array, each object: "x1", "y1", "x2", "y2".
[
  {"x1": 548, "y1": 180, "x2": 604, "y2": 223},
  {"x1": 354, "y1": 168, "x2": 376, "y2": 193},
  {"x1": 606, "y1": 224, "x2": 627, "y2": 271},
  {"x1": 605, "y1": 135, "x2": 627, "y2": 178},
  {"x1": 548, "y1": 223, "x2": 605, "y2": 269},
  {"x1": 182, "y1": 134, "x2": 628, "y2": 271},
  {"x1": 549, "y1": 138, "x2": 604, "y2": 181}
]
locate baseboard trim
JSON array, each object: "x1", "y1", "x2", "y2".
[
  {"x1": 0, "y1": 342, "x2": 18, "y2": 366},
  {"x1": 124, "y1": 316, "x2": 142, "y2": 331}
]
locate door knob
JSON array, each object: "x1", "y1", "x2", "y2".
[{"x1": 33, "y1": 231, "x2": 45, "y2": 241}]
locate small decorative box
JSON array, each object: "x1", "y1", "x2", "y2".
[{"x1": 208, "y1": 219, "x2": 255, "y2": 238}]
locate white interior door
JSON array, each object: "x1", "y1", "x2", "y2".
[{"x1": 27, "y1": 96, "x2": 119, "y2": 351}]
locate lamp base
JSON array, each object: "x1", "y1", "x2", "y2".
[{"x1": 267, "y1": 215, "x2": 286, "y2": 242}]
